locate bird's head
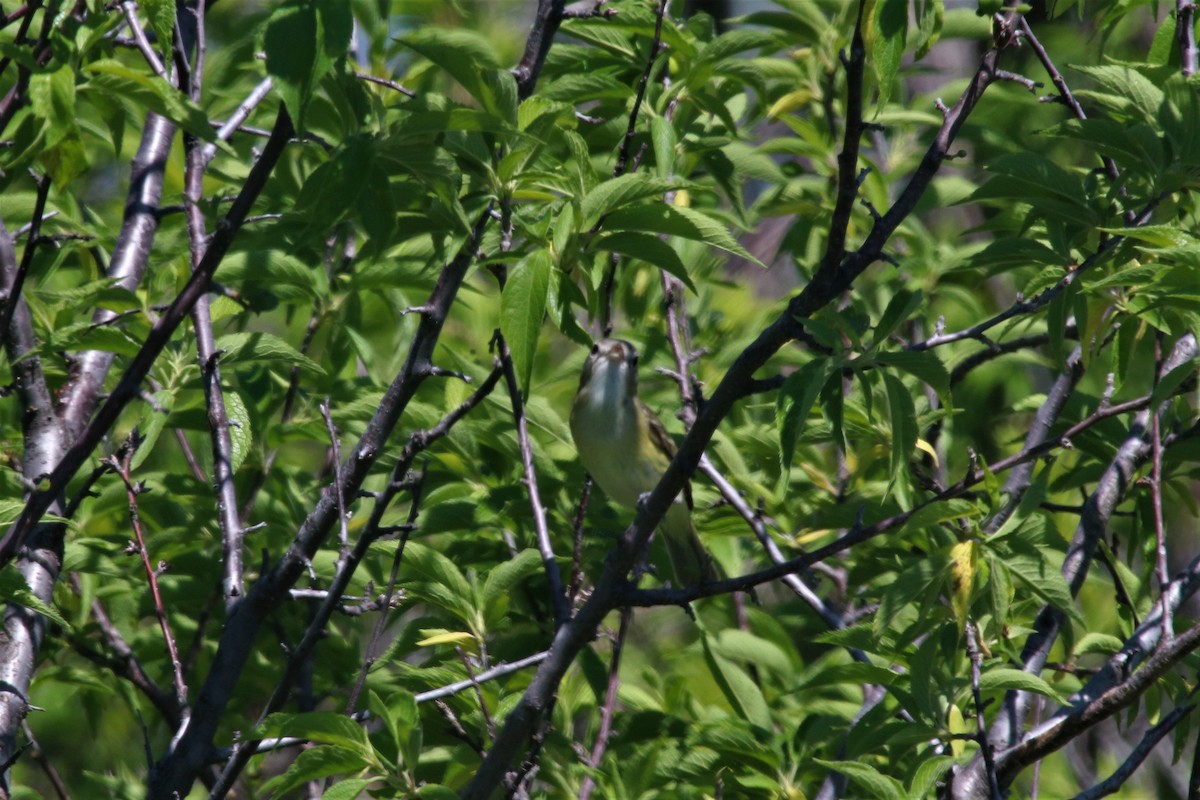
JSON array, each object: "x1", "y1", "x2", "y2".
[{"x1": 578, "y1": 338, "x2": 639, "y2": 400}]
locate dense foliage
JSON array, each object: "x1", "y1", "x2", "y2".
[{"x1": 1, "y1": 0, "x2": 1199, "y2": 798}]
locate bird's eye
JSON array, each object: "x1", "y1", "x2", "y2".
[{"x1": 590, "y1": 343, "x2": 599, "y2": 355}]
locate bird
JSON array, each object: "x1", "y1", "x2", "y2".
[{"x1": 569, "y1": 338, "x2": 719, "y2": 586}]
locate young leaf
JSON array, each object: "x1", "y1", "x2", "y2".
[
  {"x1": 978, "y1": 668, "x2": 1067, "y2": 703},
  {"x1": 776, "y1": 358, "x2": 829, "y2": 479},
  {"x1": 500, "y1": 249, "x2": 552, "y2": 394},
  {"x1": 215, "y1": 332, "x2": 325, "y2": 374},
  {"x1": 868, "y1": 0, "x2": 909, "y2": 110},
  {"x1": 604, "y1": 203, "x2": 760, "y2": 263},
  {"x1": 581, "y1": 174, "x2": 680, "y2": 230},
  {"x1": 482, "y1": 549, "x2": 543, "y2": 611},
  {"x1": 224, "y1": 390, "x2": 252, "y2": 475},
  {"x1": 263, "y1": 0, "x2": 351, "y2": 129},
  {"x1": 883, "y1": 371, "x2": 917, "y2": 494},
  {"x1": 701, "y1": 633, "x2": 772, "y2": 731},
  {"x1": 814, "y1": 759, "x2": 906, "y2": 800},
  {"x1": 595, "y1": 231, "x2": 695, "y2": 290},
  {"x1": 871, "y1": 289, "x2": 922, "y2": 347}
]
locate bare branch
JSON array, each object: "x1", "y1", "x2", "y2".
[
  {"x1": 120, "y1": 1, "x2": 169, "y2": 80},
  {"x1": 577, "y1": 608, "x2": 632, "y2": 800},
  {"x1": 1179, "y1": 0, "x2": 1198, "y2": 76},
  {"x1": 112, "y1": 448, "x2": 191, "y2": 730},
  {"x1": 1069, "y1": 705, "x2": 1193, "y2": 800}
]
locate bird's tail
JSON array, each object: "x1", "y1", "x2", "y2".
[{"x1": 661, "y1": 503, "x2": 720, "y2": 586}]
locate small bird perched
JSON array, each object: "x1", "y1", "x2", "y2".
[{"x1": 570, "y1": 338, "x2": 719, "y2": 586}]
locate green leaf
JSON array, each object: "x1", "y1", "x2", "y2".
[
  {"x1": 1071, "y1": 64, "x2": 1165, "y2": 121},
  {"x1": 650, "y1": 116, "x2": 676, "y2": 179},
  {"x1": 1075, "y1": 632, "x2": 1124, "y2": 657},
  {"x1": 815, "y1": 759, "x2": 906, "y2": 800},
  {"x1": 909, "y1": 755, "x2": 955, "y2": 799},
  {"x1": 968, "y1": 238, "x2": 1069, "y2": 272},
  {"x1": 0, "y1": 565, "x2": 70, "y2": 630},
  {"x1": 253, "y1": 712, "x2": 370, "y2": 749},
  {"x1": 224, "y1": 390, "x2": 252, "y2": 475},
  {"x1": 913, "y1": 0, "x2": 945, "y2": 61},
  {"x1": 792, "y1": 660, "x2": 900, "y2": 691},
  {"x1": 141, "y1": 0, "x2": 176, "y2": 53},
  {"x1": 872, "y1": 289, "x2": 922, "y2": 347},
  {"x1": 777, "y1": 358, "x2": 829, "y2": 479},
  {"x1": 1098, "y1": 224, "x2": 1195, "y2": 248},
  {"x1": 263, "y1": 0, "x2": 351, "y2": 129},
  {"x1": 710, "y1": 629, "x2": 793, "y2": 677},
  {"x1": 581, "y1": 174, "x2": 680, "y2": 230},
  {"x1": 500, "y1": 249, "x2": 552, "y2": 395},
  {"x1": 30, "y1": 64, "x2": 87, "y2": 182},
  {"x1": 701, "y1": 633, "x2": 772, "y2": 731},
  {"x1": 874, "y1": 555, "x2": 947, "y2": 638},
  {"x1": 401, "y1": 541, "x2": 476, "y2": 625},
  {"x1": 30, "y1": 64, "x2": 76, "y2": 149},
  {"x1": 1005, "y1": 553, "x2": 1080, "y2": 623},
  {"x1": 901, "y1": 499, "x2": 984, "y2": 535},
  {"x1": 820, "y1": 368, "x2": 847, "y2": 453},
  {"x1": 1149, "y1": 357, "x2": 1197, "y2": 410},
  {"x1": 370, "y1": 689, "x2": 420, "y2": 769},
  {"x1": 973, "y1": 153, "x2": 1095, "y2": 228},
  {"x1": 260, "y1": 746, "x2": 369, "y2": 798},
  {"x1": 869, "y1": 0, "x2": 908, "y2": 110},
  {"x1": 604, "y1": 203, "x2": 759, "y2": 263},
  {"x1": 595, "y1": 231, "x2": 695, "y2": 291},
  {"x1": 482, "y1": 549, "x2": 543, "y2": 611},
  {"x1": 0, "y1": 501, "x2": 66, "y2": 528},
  {"x1": 875, "y1": 350, "x2": 950, "y2": 404},
  {"x1": 131, "y1": 389, "x2": 173, "y2": 472},
  {"x1": 321, "y1": 779, "x2": 372, "y2": 800},
  {"x1": 883, "y1": 371, "x2": 917, "y2": 491},
  {"x1": 82, "y1": 60, "x2": 217, "y2": 143},
  {"x1": 978, "y1": 667, "x2": 1067, "y2": 703},
  {"x1": 16, "y1": 321, "x2": 142, "y2": 363},
  {"x1": 215, "y1": 332, "x2": 326, "y2": 374},
  {"x1": 400, "y1": 29, "x2": 517, "y2": 120},
  {"x1": 289, "y1": 135, "x2": 378, "y2": 244}
]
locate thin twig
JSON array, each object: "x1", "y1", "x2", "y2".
[
  {"x1": 493, "y1": 329, "x2": 569, "y2": 628},
  {"x1": 2, "y1": 107, "x2": 297, "y2": 566},
  {"x1": 345, "y1": 465, "x2": 426, "y2": 714},
  {"x1": 966, "y1": 620, "x2": 1002, "y2": 800},
  {"x1": 200, "y1": 77, "x2": 274, "y2": 166},
  {"x1": 1069, "y1": 704, "x2": 1193, "y2": 800},
  {"x1": 458, "y1": 646, "x2": 497, "y2": 741},
  {"x1": 622, "y1": 377, "x2": 1194, "y2": 607},
  {"x1": 66, "y1": 575, "x2": 179, "y2": 727},
  {"x1": 21, "y1": 720, "x2": 69, "y2": 800},
  {"x1": 599, "y1": 0, "x2": 670, "y2": 333},
  {"x1": 0, "y1": 173, "x2": 50, "y2": 353},
  {"x1": 578, "y1": 608, "x2": 632, "y2": 800},
  {"x1": 320, "y1": 399, "x2": 351, "y2": 563},
  {"x1": 414, "y1": 651, "x2": 551, "y2": 704},
  {"x1": 183, "y1": 92, "x2": 245, "y2": 607},
  {"x1": 1150, "y1": 332, "x2": 1173, "y2": 642},
  {"x1": 568, "y1": 476, "x2": 592, "y2": 605},
  {"x1": 121, "y1": 0, "x2": 169, "y2": 80},
  {"x1": 1016, "y1": 17, "x2": 1122, "y2": 191},
  {"x1": 113, "y1": 448, "x2": 190, "y2": 729},
  {"x1": 354, "y1": 71, "x2": 415, "y2": 97}
]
